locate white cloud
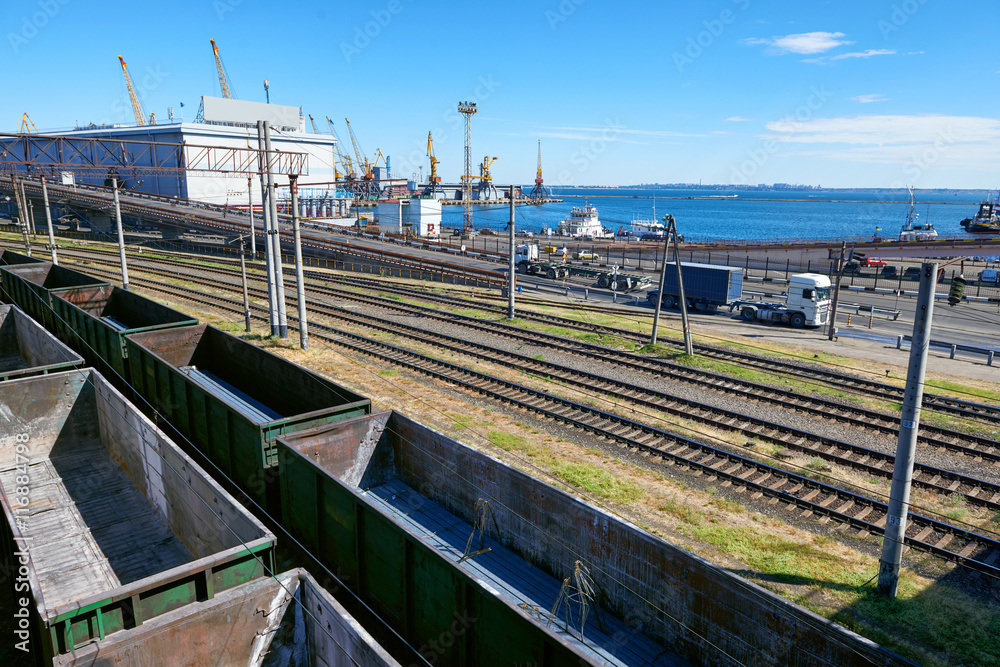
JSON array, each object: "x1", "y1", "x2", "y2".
[
  {"x1": 804, "y1": 48, "x2": 896, "y2": 64},
  {"x1": 742, "y1": 31, "x2": 851, "y2": 55},
  {"x1": 761, "y1": 114, "x2": 1000, "y2": 167},
  {"x1": 831, "y1": 48, "x2": 895, "y2": 60},
  {"x1": 765, "y1": 114, "x2": 1000, "y2": 145},
  {"x1": 849, "y1": 94, "x2": 890, "y2": 103},
  {"x1": 724, "y1": 116, "x2": 754, "y2": 122}
]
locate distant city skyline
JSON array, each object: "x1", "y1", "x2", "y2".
[{"x1": 3, "y1": 0, "x2": 998, "y2": 189}]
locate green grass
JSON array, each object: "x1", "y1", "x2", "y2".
[
  {"x1": 378, "y1": 369, "x2": 399, "y2": 377},
  {"x1": 553, "y1": 463, "x2": 644, "y2": 504},
  {"x1": 683, "y1": 519, "x2": 1000, "y2": 666}
]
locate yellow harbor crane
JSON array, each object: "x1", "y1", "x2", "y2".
[
  {"x1": 326, "y1": 117, "x2": 355, "y2": 180},
  {"x1": 479, "y1": 155, "x2": 498, "y2": 183},
  {"x1": 118, "y1": 55, "x2": 147, "y2": 126},
  {"x1": 427, "y1": 131, "x2": 441, "y2": 184},
  {"x1": 18, "y1": 113, "x2": 37, "y2": 134},
  {"x1": 210, "y1": 38, "x2": 234, "y2": 100}
]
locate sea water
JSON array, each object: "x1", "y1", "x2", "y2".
[{"x1": 441, "y1": 187, "x2": 990, "y2": 242}]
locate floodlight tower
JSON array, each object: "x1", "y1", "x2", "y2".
[{"x1": 458, "y1": 101, "x2": 477, "y2": 233}]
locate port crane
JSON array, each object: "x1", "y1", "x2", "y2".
[
  {"x1": 475, "y1": 155, "x2": 499, "y2": 201},
  {"x1": 18, "y1": 113, "x2": 37, "y2": 134},
  {"x1": 529, "y1": 139, "x2": 549, "y2": 202},
  {"x1": 344, "y1": 118, "x2": 381, "y2": 202},
  {"x1": 118, "y1": 56, "x2": 152, "y2": 126},
  {"x1": 210, "y1": 39, "x2": 235, "y2": 100},
  {"x1": 426, "y1": 131, "x2": 442, "y2": 195}
]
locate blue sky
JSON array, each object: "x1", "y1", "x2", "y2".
[{"x1": 4, "y1": 0, "x2": 998, "y2": 188}]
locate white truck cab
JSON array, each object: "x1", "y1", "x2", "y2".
[{"x1": 786, "y1": 273, "x2": 832, "y2": 326}]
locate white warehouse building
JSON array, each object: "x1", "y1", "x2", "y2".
[{"x1": 62, "y1": 96, "x2": 338, "y2": 206}]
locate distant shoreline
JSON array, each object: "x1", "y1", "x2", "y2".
[{"x1": 556, "y1": 193, "x2": 977, "y2": 205}]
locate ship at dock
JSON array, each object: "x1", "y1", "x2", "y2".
[
  {"x1": 961, "y1": 195, "x2": 1000, "y2": 233},
  {"x1": 555, "y1": 201, "x2": 612, "y2": 238}
]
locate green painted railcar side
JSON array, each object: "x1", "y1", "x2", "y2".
[
  {"x1": 278, "y1": 437, "x2": 582, "y2": 667},
  {"x1": 125, "y1": 324, "x2": 371, "y2": 510}
]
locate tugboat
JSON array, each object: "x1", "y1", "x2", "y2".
[
  {"x1": 898, "y1": 186, "x2": 937, "y2": 241},
  {"x1": 961, "y1": 194, "x2": 1000, "y2": 233},
  {"x1": 556, "y1": 201, "x2": 608, "y2": 238}
]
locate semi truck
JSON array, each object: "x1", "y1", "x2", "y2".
[
  {"x1": 646, "y1": 263, "x2": 831, "y2": 328},
  {"x1": 646, "y1": 262, "x2": 744, "y2": 311},
  {"x1": 514, "y1": 244, "x2": 652, "y2": 290},
  {"x1": 729, "y1": 273, "x2": 832, "y2": 328}
]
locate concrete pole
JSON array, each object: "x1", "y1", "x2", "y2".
[
  {"x1": 10, "y1": 177, "x2": 30, "y2": 255},
  {"x1": 263, "y1": 121, "x2": 288, "y2": 339},
  {"x1": 828, "y1": 242, "x2": 846, "y2": 340},
  {"x1": 239, "y1": 238, "x2": 251, "y2": 333},
  {"x1": 247, "y1": 175, "x2": 256, "y2": 260},
  {"x1": 650, "y1": 227, "x2": 671, "y2": 345},
  {"x1": 398, "y1": 198, "x2": 403, "y2": 235},
  {"x1": 508, "y1": 186, "x2": 516, "y2": 320},
  {"x1": 257, "y1": 121, "x2": 278, "y2": 336},
  {"x1": 289, "y1": 176, "x2": 308, "y2": 350},
  {"x1": 19, "y1": 178, "x2": 34, "y2": 235},
  {"x1": 878, "y1": 261, "x2": 937, "y2": 598},
  {"x1": 669, "y1": 216, "x2": 694, "y2": 356},
  {"x1": 40, "y1": 176, "x2": 57, "y2": 265},
  {"x1": 111, "y1": 178, "x2": 130, "y2": 291}
]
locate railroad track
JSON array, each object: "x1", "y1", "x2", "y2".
[
  {"x1": 68, "y1": 262, "x2": 1000, "y2": 579},
  {"x1": 71, "y1": 255, "x2": 1000, "y2": 514},
  {"x1": 61, "y1": 248, "x2": 1000, "y2": 466},
  {"x1": 53, "y1": 243, "x2": 1000, "y2": 428}
]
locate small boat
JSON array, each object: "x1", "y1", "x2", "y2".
[
  {"x1": 898, "y1": 187, "x2": 937, "y2": 241},
  {"x1": 556, "y1": 201, "x2": 609, "y2": 238},
  {"x1": 962, "y1": 195, "x2": 1000, "y2": 233}
]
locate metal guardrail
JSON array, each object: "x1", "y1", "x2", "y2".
[{"x1": 897, "y1": 335, "x2": 998, "y2": 365}]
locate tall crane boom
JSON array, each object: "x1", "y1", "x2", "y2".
[
  {"x1": 326, "y1": 118, "x2": 355, "y2": 180},
  {"x1": 210, "y1": 38, "x2": 234, "y2": 100},
  {"x1": 308, "y1": 114, "x2": 320, "y2": 134},
  {"x1": 118, "y1": 56, "x2": 147, "y2": 126},
  {"x1": 344, "y1": 118, "x2": 369, "y2": 178},
  {"x1": 427, "y1": 131, "x2": 441, "y2": 183}
]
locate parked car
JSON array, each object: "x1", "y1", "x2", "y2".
[
  {"x1": 640, "y1": 232, "x2": 665, "y2": 241},
  {"x1": 904, "y1": 267, "x2": 922, "y2": 280},
  {"x1": 861, "y1": 257, "x2": 887, "y2": 267},
  {"x1": 842, "y1": 262, "x2": 860, "y2": 274},
  {"x1": 542, "y1": 245, "x2": 566, "y2": 254},
  {"x1": 572, "y1": 250, "x2": 601, "y2": 261},
  {"x1": 881, "y1": 265, "x2": 898, "y2": 278},
  {"x1": 981, "y1": 268, "x2": 998, "y2": 284},
  {"x1": 514, "y1": 230, "x2": 534, "y2": 238}
]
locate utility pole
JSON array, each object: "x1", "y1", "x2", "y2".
[
  {"x1": 828, "y1": 241, "x2": 847, "y2": 340},
  {"x1": 508, "y1": 186, "x2": 515, "y2": 320},
  {"x1": 39, "y1": 176, "x2": 57, "y2": 265},
  {"x1": 669, "y1": 215, "x2": 694, "y2": 356},
  {"x1": 289, "y1": 175, "x2": 308, "y2": 350},
  {"x1": 257, "y1": 121, "x2": 278, "y2": 336},
  {"x1": 877, "y1": 262, "x2": 937, "y2": 598},
  {"x1": 247, "y1": 175, "x2": 256, "y2": 260},
  {"x1": 650, "y1": 229, "x2": 671, "y2": 345},
  {"x1": 10, "y1": 179, "x2": 30, "y2": 256},
  {"x1": 110, "y1": 177, "x2": 130, "y2": 290},
  {"x1": 263, "y1": 121, "x2": 288, "y2": 339},
  {"x1": 229, "y1": 235, "x2": 252, "y2": 333}
]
